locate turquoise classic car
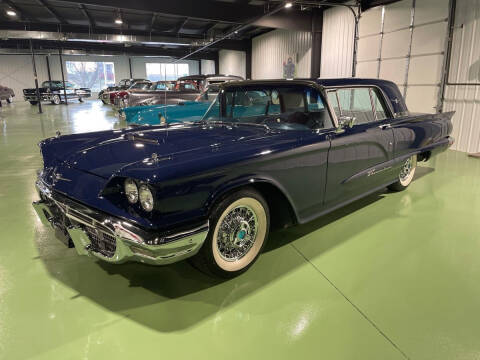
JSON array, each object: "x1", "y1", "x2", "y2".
[
  {"x1": 120, "y1": 101, "x2": 212, "y2": 125},
  {"x1": 119, "y1": 86, "x2": 220, "y2": 125}
]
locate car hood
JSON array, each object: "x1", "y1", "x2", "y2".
[{"x1": 64, "y1": 124, "x2": 294, "y2": 179}]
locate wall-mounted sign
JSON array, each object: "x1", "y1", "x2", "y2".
[{"x1": 283, "y1": 54, "x2": 297, "y2": 79}]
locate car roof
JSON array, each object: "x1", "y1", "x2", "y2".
[
  {"x1": 177, "y1": 74, "x2": 244, "y2": 81},
  {"x1": 219, "y1": 78, "x2": 408, "y2": 116}
]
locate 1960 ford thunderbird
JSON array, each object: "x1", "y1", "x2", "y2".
[{"x1": 32, "y1": 78, "x2": 454, "y2": 277}]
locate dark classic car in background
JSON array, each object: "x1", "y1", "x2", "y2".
[
  {"x1": 115, "y1": 75, "x2": 243, "y2": 110},
  {"x1": 32, "y1": 78, "x2": 454, "y2": 277},
  {"x1": 23, "y1": 81, "x2": 91, "y2": 105},
  {"x1": 98, "y1": 78, "x2": 149, "y2": 104},
  {"x1": 0, "y1": 85, "x2": 14, "y2": 104}
]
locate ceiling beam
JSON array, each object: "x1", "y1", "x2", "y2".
[
  {"x1": 36, "y1": 0, "x2": 66, "y2": 24},
  {"x1": 173, "y1": 17, "x2": 189, "y2": 34},
  {"x1": 202, "y1": 22, "x2": 217, "y2": 35},
  {"x1": 0, "y1": 20, "x2": 207, "y2": 39},
  {"x1": 0, "y1": 38, "x2": 219, "y2": 59},
  {"x1": 79, "y1": 3, "x2": 95, "y2": 29},
  {"x1": 149, "y1": 12, "x2": 157, "y2": 33},
  {"x1": 54, "y1": 0, "x2": 267, "y2": 23}
]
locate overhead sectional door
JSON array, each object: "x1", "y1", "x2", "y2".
[{"x1": 356, "y1": 0, "x2": 450, "y2": 114}]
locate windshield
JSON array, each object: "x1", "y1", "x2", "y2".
[
  {"x1": 130, "y1": 82, "x2": 150, "y2": 90},
  {"x1": 201, "y1": 85, "x2": 334, "y2": 131}
]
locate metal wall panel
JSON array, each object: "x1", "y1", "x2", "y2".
[
  {"x1": 252, "y1": 29, "x2": 312, "y2": 79},
  {"x1": 320, "y1": 6, "x2": 354, "y2": 78},
  {"x1": 0, "y1": 54, "x2": 48, "y2": 102},
  {"x1": 443, "y1": 0, "x2": 480, "y2": 153},
  {"x1": 219, "y1": 50, "x2": 246, "y2": 79},
  {"x1": 201, "y1": 60, "x2": 215, "y2": 75}
]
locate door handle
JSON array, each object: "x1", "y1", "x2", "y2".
[{"x1": 378, "y1": 123, "x2": 391, "y2": 130}]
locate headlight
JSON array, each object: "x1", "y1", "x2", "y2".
[
  {"x1": 139, "y1": 185, "x2": 154, "y2": 212},
  {"x1": 124, "y1": 178, "x2": 138, "y2": 204}
]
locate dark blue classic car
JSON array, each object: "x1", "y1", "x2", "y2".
[{"x1": 32, "y1": 78, "x2": 454, "y2": 277}]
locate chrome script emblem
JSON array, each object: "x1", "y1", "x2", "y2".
[{"x1": 54, "y1": 173, "x2": 71, "y2": 182}]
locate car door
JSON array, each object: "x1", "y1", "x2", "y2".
[
  {"x1": 221, "y1": 84, "x2": 334, "y2": 219},
  {"x1": 324, "y1": 86, "x2": 396, "y2": 207}
]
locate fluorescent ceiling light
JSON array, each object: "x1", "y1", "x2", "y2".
[
  {"x1": 285, "y1": 2, "x2": 293, "y2": 8},
  {"x1": 6, "y1": 10, "x2": 17, "y2": 17},
  {"x1": 115, "y1": 18, "x2": 123, "y2": 24}
]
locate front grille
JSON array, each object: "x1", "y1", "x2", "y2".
[{"x1": 84, "y1": 226, "x2": 116, "y2": 257}]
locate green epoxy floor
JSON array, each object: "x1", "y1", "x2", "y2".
[{"x1": 0, "y1": 100, "x2": 478, "y2": 360}]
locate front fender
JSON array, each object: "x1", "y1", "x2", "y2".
[{"x1": 205, "y1": 174, "x2": 300, "y2": 222}]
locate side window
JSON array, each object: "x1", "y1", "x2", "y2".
[
  {"x1": 328, "y1": 87, "x2": 390, "y2": 125},
  {"x1": 305, "y1": 88, "x2": 333, "y2": 130},
  {"x1": 336, "y1": 88, "x2": 373, "y2": 124},
  {"x1": 327, "y1": 91, "x2": 341, "y2": 118},
  {"x1": 371, "y1": 89, "x2": 388, "y2": 120}
]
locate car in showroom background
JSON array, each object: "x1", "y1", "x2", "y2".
[{"x1": 23, "y1": 80, "x2": 91, "y2": 105}]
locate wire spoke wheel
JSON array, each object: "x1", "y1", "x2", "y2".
[
  {"x1": 210, "y1": 194, "x2": 268, "y2": 274},
  {"x1": 216, "y1": 205, "x2": 258, "y2": 262},
  {"x1": 399, "y1": 156, "x2": 416, "y2": 186}
]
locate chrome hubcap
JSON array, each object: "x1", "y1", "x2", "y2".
[
  {"x1": 217, "y1": 205, "x2": 258, "y2": 261},
  {"x1": 400, "y1": 157, "x2": 413, "y2": 181}
]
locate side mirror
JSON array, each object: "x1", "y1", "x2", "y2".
[{"x1": 339, "y1": 115, "x2": 356, "y2": 128}]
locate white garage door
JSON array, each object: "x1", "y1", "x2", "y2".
[{"x1": 356, "y1": 0, "x2": 450, "y2": 114}]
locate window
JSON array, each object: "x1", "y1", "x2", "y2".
[
  {"x1": 66, "y1": 61, "x2": 115, "y2": 92},
  {"x1": 205, "y1": 85, "x2": 333, "y2": 130},
  {"x1": 327, "y1": 87, "x2": 389, "y2": 125},
  {"x1": 145, "y1": 63, "x2": 190, "y2": 81},
  {"x1": 130, "y1": 82, "x2": 151, "y2": 90}
]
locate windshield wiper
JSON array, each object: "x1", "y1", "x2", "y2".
[{"x1": 233, "y1": 122, "x2": 270, "y2": 130}]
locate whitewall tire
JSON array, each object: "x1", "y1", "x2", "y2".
[
  {"x1": 191, "y1": 188, "x2": 269, "y2": 277},
  {"x1": 51, "y1": 95, "x2": 61, "y2": 105},
  {"x1": 388, "y1": 155, "x2": 417, "y2": 191}
]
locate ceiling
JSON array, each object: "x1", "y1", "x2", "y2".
[{"x1": 0, "y1": 1, "x2": 398, "y2": 57}]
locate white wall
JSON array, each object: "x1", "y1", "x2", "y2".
[
  {"x1": 0, "y1": 53, "x2": 206, "y2": 100},
  {"x1": 321, "y1": 6, "x2": 355, "y2": 78},
  {"x1": 201, "y1": 59, "x2": 215, "y2": 75},
  {"x1": 444, "y1": 0, "x2": 480, "y2": 153},
  {"x1": 129, "y1": 57, "x2": 199, "y2": 79},
  {"x1": 252, "y1": 29, "x2": 312, "y2": 79},
  {"x1": 219, "y1": 50, "x2": 246, "y2": 79},
  {"x1": 0, "y1": 54, "x2": 49, "y2": 102}
]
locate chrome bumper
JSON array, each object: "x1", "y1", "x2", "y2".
[{"x1": 32, "y1": 180, "x2": 209, "y2": 265}]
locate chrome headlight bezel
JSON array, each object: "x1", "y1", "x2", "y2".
[
  {"x1": 138, "y1": 184, "x2": 154, "y2": 212},
  {"x1": 124, "y1": 178, "x2": 139, "y2": 204}
]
